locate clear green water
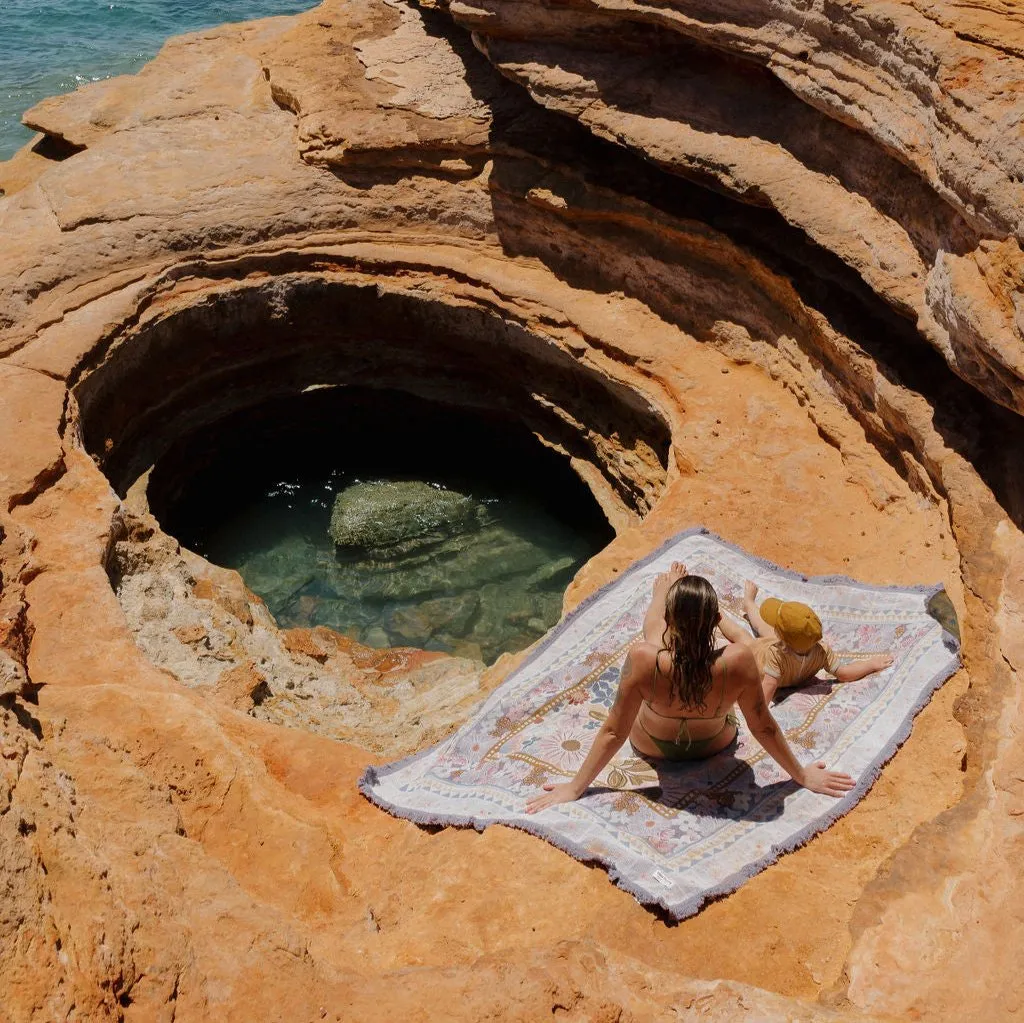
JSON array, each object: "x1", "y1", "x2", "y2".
[
  {"x1": 200, "y1": 471, "x2": 602, "y2": 664},
  {"x1": 0, "y1": 0, "x2": 317, "y2": 161},
  {"x1": 152, "y1": 388, "x2": 614, "y2": 665}
]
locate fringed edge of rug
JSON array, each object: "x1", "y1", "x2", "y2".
[
  {"x1": 357, "y1": 524, "x2": 963, "y2": 920},
  {"x1": 357, "y1": 764, "x2": 680, "y2": 913}
]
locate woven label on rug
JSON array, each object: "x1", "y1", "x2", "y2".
[{"x1": 360, "y1": 527, "x2": 961, "y2": 919}]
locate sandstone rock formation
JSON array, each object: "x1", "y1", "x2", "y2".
[{"x1": 0, "y1": 0, "x2": 1023, "y2": 1019}]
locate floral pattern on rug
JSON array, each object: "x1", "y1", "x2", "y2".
[{"x1": 361, "y1": 528, "x2": 961, "y2": 919}]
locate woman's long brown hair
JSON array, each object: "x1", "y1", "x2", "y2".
[{"x1": 660, "y1": 575, "x2": 721, "y2": 709}]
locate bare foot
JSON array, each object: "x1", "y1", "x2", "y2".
[
  {"x1": 743, "y1": 580, "x2": 759, "y2": 608},
  {"x1": 654, "y1": 562, "x2": 688, "y2": 593}
]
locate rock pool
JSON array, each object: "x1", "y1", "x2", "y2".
[{"x1": 151, "y1": 388, "x2": 615, "y2": 663}]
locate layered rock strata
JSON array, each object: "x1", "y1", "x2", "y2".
[
  {"x1": 0, "y1": 0, "x2": 1022, "y2": 1020},
  {"x1": 442, "y1": 0, "x2": 1024, "y2": 416}
]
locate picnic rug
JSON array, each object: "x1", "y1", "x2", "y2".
[{"x1": 360, "y1": 527, "x2": 961, "y2": 919}]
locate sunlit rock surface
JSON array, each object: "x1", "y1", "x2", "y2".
[{"x1": 0, "y1": 0, "x2": 1022, "y2": 1019}]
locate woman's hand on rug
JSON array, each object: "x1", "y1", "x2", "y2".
[
  {"x1": 797, "y1": 761, "x2": 855, "y2": 798},
  {"x1": 526, "y1": 782, "x2": 582, "y2": 814}
]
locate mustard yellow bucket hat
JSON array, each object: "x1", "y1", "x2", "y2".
[{"x1": 759, "y1": 598, "x2": 822, "y2": 653}]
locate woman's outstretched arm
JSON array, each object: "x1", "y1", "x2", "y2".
[
  {"x1": 732, "y1": 647, "x2": 855, "y2": 798},
  {"x1": 526, "y1": 644, "x2": 650, "y2": 813}
]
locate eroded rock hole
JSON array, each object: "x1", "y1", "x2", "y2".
[
  {"x1": 147, "y1": 387, "x2": 615, "y2": 663},
  {"x1": 30, "y1": 133, "x2": 86, "y2": 161}
]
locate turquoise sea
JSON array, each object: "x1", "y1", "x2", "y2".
[{"x1": 0, "y1": 0, "x2": 318, "y2": 161}]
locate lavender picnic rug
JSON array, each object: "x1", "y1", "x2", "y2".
[{"x1": 360, "y1": 527, "x2": 961, "y2": 919}]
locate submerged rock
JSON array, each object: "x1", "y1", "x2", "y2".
[
  {"x1": 387, "y1": 592, "x2": 481, "y2": 645},
  {"x1": 328, "y1": 524, "x2": 556, "y2": 603},
  {"x1": 328, "y1": 480, "x2": 486, "y2": 556},
  {"x1": 320, "y1": 480, "x2": 582, "y2": 658},
  {"x1": 234, "y1": 534, "x2": 320, "y2": 611}
]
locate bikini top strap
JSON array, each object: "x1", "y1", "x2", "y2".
[{"x1": 648, "y1": 648, "x2": 662, "y2": 703}]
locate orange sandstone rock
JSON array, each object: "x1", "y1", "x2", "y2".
[
  {"x1": 0, "y1": 0, "x2": 1021, "y2": 1019},
  {"x1": 213, "y1": 662, "x2": 271, "y2": 710}
]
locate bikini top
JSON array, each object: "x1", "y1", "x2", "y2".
[{"x1": 641, "y1": 648, "x2": 729, "y2": 723}]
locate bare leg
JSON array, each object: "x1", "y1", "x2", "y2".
[
  {"x1": 718, "y1": 614, "x2": 755, "y2": 646},
  {"x1": 642, "y1": 562, "x2": 687, "y2": 644},
  {"x1": 743, "y1": 581, "x2": 775, "y2": 639}
]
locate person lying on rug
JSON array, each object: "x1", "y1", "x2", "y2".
[
  {"x1": 525, "y1": 564, "x2": 855, "y2": 813},
  {"x1": 718, "y1": 582, "x2": 894, "y2": 705}
]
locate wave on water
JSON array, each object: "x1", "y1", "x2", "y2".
[{"x1": 0, "y1": 0, "x2": 318, "y2": 161}]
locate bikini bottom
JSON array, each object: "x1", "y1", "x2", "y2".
[{"x1": 639, "y1": 711, "x2": 739, "y2": 762}]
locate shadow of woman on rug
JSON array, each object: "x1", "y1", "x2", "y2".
[{"x1": 592, "y1": 750, "x2": 794, "y2": 823}]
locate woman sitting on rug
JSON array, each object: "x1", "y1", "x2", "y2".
[{"x1": 525, "y1": 564, "x2": 854, "y2": 813}]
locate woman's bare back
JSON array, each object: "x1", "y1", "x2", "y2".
[{"x1": 630, "y1": 641, "x2": 751, "y2": 754}]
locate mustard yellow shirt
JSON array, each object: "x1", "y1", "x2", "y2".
[{"x1": 751, "y1": 637, "x2": 839, "y2": 688}]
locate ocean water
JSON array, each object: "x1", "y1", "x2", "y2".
[{"x1": 0, "y1": 0, "x2": 318, "y2": 161}]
